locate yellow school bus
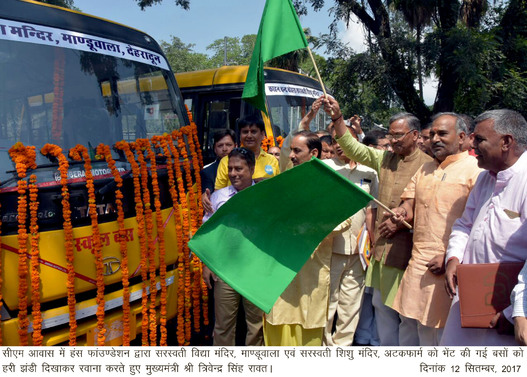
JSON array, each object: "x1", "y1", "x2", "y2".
[
  {"x1": 176, "y1": 65, "x2": 330, "y2": 163},
  {"x1": 0, "y1": 0, "x2": 197, "y2": 345}
]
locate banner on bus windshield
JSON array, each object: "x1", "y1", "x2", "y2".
[
  {"x1": 265, "y1": 83, "x2": 326, "y2": 99},
  {"x1": 0, "y1": 18, "x2": 169, "y2": 70}
]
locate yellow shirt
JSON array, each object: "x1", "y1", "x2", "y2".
[
  {"x1": 214, "y1": 149, "x2": 280, "y2": 190},
  {"x1": 392, "y1": 151, "x2": 482, "y2": 328}
]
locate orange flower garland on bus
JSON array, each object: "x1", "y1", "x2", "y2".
[
  {"x1": 133, "y1": 140, "x2": 158, "y2": 346},
  {"x1": 165, "y1": 132, "x2": 187, "y2": 345},
  {"x1": 8, "y1": 142, "x2": 37, "y2": 346},
  {"x1": 69, "y1": 145, "x2": 106, "y2": 346},
  {"x1": 29, "y1": 174, "x2": 43, "y2": 346},
  {"x1": 173, "y1": 130, "x2": 193, "y2": 342},
  {"x1": 182, "y1": 125, "x2": 205, "y2": 332},
  {"x1": 40, "y1": 143, "x2": 77, "y2": 345},
  {"x1": 96, "y1": 144, "x2": 132, "y2": 346},
  {"x1": 141, "y1": 138, "x2": 168, "y2": 346},
  {"x1": 115, "y1": 141, "x2": 150, "y2": 346},
  {"x1": 151, "y1": 136, "x2": 172, "y2": 346}
]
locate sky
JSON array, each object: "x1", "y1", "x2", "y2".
[{"x1": 72, "y1": 0, "x2": 436, "y2": 105}]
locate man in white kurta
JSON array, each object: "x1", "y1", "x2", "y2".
[{"x1": 441, "y1": 109, "x2": 527, "y2": 346}]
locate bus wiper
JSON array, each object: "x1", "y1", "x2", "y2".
[
  {"x1": 0, "y1": 161, "x2": 84, "y2": 188},
  {"x1": 97, "y1": 171, "x2": 132, "y2": 195}
]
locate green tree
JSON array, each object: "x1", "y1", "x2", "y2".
[
  {"x1": 34, "y1": 0, "x2": 75, "y2": 8},
  {"x1": 160, "y1": 36, "x2": 212, "y2": 72},
  {"x1": 241, "y1": 34, "x2": 257, "y2": 62},
  {"x1": 134, "y1": 0, "x2": 189, "y2": 10},
  {"x1": 305, "y1": 0, "x2": 527, "y2": 121},
  {"x1": 206, "y1": 35, "x2": 257, "y2": 67}
]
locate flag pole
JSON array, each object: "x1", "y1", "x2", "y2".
[
  {"x1": 373, "y1": 198, "x2": 413, "y2": 230},
  {"x1": 307, "y1": 46, "x2": 333, "y2": 115},
  {"x1": 309, "y1": 42, "x2": 409, "y2": 229}
]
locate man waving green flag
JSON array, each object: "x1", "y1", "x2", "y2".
[
  {"x1": 188, "y1": 158, "x2": 374, "y2": 313},
  {"x1": 242, "y1": 0, "x2": 308, "y2": 114}
]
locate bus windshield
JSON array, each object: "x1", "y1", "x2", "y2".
[{"x1": 0, "y1": 17, "x2": 186, "y2": 181}]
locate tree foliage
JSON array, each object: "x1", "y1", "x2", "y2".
[
  {"x1": 305, "y1": 0, "x2": 527, "y2": 121},
  {"x1": 206, "y1": 35, "x2": 256, "y2": 67},
  {"x1": 160, "y1": 36, "x2": 212, "y2": 72},
  {"x1": 34, "y1": 0, "x2": 75, "y2": 8},
  {"x1": 134, "y1": 0, "x2": 190, "y2": 11}
]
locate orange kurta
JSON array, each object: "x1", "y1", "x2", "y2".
[{"x1": 392, "y1": 151, "x2": 482, "y2": 328}]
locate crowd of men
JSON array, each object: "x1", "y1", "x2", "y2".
[{"x1": 199, "y1": 95, "x2": 527, "y2": 347}]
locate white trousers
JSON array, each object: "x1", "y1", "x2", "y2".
[{"x1": 323, "y1": 253, "x2": 365, "y2": 346}]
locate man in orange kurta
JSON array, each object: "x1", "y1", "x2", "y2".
[{"x1": 390, "y1": 113, "x2": 482, "y2": 346}]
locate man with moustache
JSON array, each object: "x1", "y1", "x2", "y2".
[
  {"x1": 265, "y1": 130, "x2": 330, "y2": 346},
  {"x1": 265, "y1": 130, "x2": 374, "y2": 346},
  {"x1": 321, "y1": 96, "x2": 433, "y2": 346},
  {"x1": 389, "y1": 113, "x2": 482, "y2": 346},
  {"x1": 441, "y1": 109, "x2": 527, "y2": 346}
]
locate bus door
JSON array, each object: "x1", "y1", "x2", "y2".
[{"x1": 193, "y1": 92, "x2": 259, "y2": 164}]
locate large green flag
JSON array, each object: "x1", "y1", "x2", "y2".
[
  {"x1": 241, "y1": 0, "x2": 308, "y2": 114},
  {"x1": 188, "y1": 158, "x2": 374, "y2": 313}
]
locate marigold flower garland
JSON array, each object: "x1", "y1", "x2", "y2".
[
  {"x1": 261, "y1": 136, "x2": 272, "y2": 152},
  {"x1": 165, "y1": 132, "x2": 187, "y2": 345},
  {"x1": 192, "y1": 117, "x2": 210, "y2": 327},
  {"x1": 139, "y1": 138, "x2": 167, "y2": 346},
  {"x1": 9, "y1": 143, "x2": 37, "y2": 346},
  {"x1": 41, "y1": 143, "x2": 77, "y2": 345},
  {"x1": 276, "y1": 135, "x2": 284, "y2": 148},
  {"x1": 69, "y1": 145, "x2": 106, "y2": 346},
  {"x1": 173, "y1": 130, "x2": 194, "y2": 342},
  {"x1": 28, "y1": 174, "x2": 43, "y2": 346},
  {"x1": 151, "y1": 136, "x2": 170, "y2": 346},
  {"x1": 181, "y1": 125, "x2": 205, "y2": 332},
  {"x1": 96, "y1": 144, "x2": 131, "y2": 346},
  {"x1": 132, "y1": 140, "x2": 158, "y2": 346},
  {"x1": 115, "y1": 141, "x2": 150, "y2": 346},
  {"x1": 185, "y1": 108, "x2": 203, "y2": 168}
]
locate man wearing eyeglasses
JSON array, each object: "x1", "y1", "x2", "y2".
[{"x1": 322, "y1": 96, "x2": 433, "y2": 346}]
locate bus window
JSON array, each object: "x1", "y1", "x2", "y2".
[
  {"x1": 176, "y1": 66, "x2": 331, "y2": 163},
  {"x1": 265, "y1": 82, "x2": 329, "y2": 136},
  {"x1": 200, "y1": 94, "x2": 254, "y2": 162},
  {"x1": 0, "y1": 0, "x2": 194, "y2": 347},
  {"x1": 0, "y1": 33, "x2": 186, "y2": 181}
]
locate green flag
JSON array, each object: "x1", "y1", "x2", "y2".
[
  {"x1": 188, "y1": 158, "x2": 374, "y2": 313},
  {"x1": 241, "y1": 0, "x2": 308, "y2": 114}
]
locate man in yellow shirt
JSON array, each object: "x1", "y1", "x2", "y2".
[{"x1": 214, "y1": 116, "x2": 279, "y2": 190}]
